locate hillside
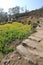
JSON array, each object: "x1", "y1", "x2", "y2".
[
  {"x1": 0, "y1": 21, "x2": 43, "y2": 65},
  {"x1": 13, "y1": 7, "x2": 43, "y2": 24},
  {"x1": 16, "y1": 7, "x2": 43, "y2": 18},
  {"x1": 0, "y1": 7, "x2": 43, "y2": 65}
]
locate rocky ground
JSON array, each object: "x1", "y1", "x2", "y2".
[
  {"x1": 16, "y1": 24, "x2": 43, "y2": 65},
  {"x1": 0, "y1": 51, "x2": 31, "y2": 65}
]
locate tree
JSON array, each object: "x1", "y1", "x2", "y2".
[
  {"x1": 25, "y1": 6, "x2": 29, "y2": 13},
  {"x1": 3, "y1": 12, "x2": 8, "y2": 22},
  {"x1": 21, "y1": 7, "x2": 24, "y2": 13},
  {"x1": 8, "y1": 6, "x2": 20, "y2": 15},
  {"x1": 13, "y1": 6, "x2": 20, "y2": 15},
  {"x1": 0, "y1": 8, "x2": 8, "y2": 23},
  {"x1": 0, "y1": 8, "x2": 4, "y2": 22},
  {"x1": 8, "y1": 8, "x2": 12, "y2": 15}
]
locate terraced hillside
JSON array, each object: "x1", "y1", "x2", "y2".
[{"x1": 0, "y1": 22, "x2": 43, "y2": 65}]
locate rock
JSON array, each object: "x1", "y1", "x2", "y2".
[
  {"x1": 4, "y1": 59, "x2": 10, "y2": 65},
  {"x1": 18, "y1": 56, "x2": 21, "y2": 60},
  {"x1": 16, "y1": 45, "x2": 29, "y2": 57},
  {"x1": 28, "y1": 35, "x2": 41, "y2": 42},
  {"x1": 22, "y1": 39, "x2": 38, "y2": 49},
  {"x1": 32, "y1": 32, "x2": 43, "y2": 39},
  {"x1": 10, "y1": 54, "x2": 14, "y2": 58},
  {"x1": 28, "y1": 60, "x2": 38, "y2": 65}
]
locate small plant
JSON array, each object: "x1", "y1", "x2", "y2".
[
  {"x1": 28, "y1": 20, "x2": 31, "y2": 25},
  {"x1": 31, "y1": 22, "x2": 37, "y2": 33},
  {"x1": 31, "y1": 22, "x2": 38, "y2": 29},
  {"x1": 5, "y1": 46, "x2": 14, "y2": 54}
]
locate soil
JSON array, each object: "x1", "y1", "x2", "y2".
[{"x1": 0, "y1": 51, "x2": 31, "y2": 65}]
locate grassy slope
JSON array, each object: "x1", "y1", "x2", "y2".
[{"x1": 0, "y1": 22, "x2": 32, "y2": 55}]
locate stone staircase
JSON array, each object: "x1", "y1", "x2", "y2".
[{"x1": 16, "y1": 26, "x2": 43, "y2": 65}]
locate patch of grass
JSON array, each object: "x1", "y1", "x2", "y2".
[
  {"x1": 0, "y1": 52, "x2": 3, "y2": 58},
  {"x1": 0, "y1": 22, "x2": 32, "y2": 54}
]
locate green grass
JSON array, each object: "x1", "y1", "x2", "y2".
[
  {"x1": 0, "y1": 52, "x2": 3, "y2": 58},
  {"x1": 0, "y1": 22, "x2": 32, "y2": 54}
]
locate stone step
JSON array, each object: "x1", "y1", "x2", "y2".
[
  {"x1": 16, "y1": 45, "x2": 40, "y2": 58},
  {"x1": 32, "y1": 32, "x2": 43, "y2": 39},
  {"x1": 22, "y1": 39, "x2": 38, "y2": 49},
  {"x1": 28, "y1": 35, "x2": 41, "y2": 42},
  {"x1": 16, "y1": 45, "x2": 40, "y2": 64},
  {"x1": 16, "y1": 45, "x2": 29, "y2": 57},
  {"x1": 17, "y1": 45, "x2": 43, "y2": 58},
  {"x1": 16, "y1": 45, "x2": 43, "y2": 65}
]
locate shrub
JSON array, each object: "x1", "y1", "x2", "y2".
[
  {"x1": 31, "y1": 22, "x2": 38, "y2": 29},
  {"x1": 28, "y1": 20, "x2": 31, "y2": 25}
]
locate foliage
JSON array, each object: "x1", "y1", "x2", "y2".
[
  {"x1": 0, "y1": 22, "x2": 31, "y2": 54},
  {"x1": 31, "y1": 22, "x2": 38, "y2": 29},
  {"x1": 28, "y1": 21, "x2": 32, "y2": 25},
  {"x1": 8, "y1": 6, "x2": 20, "y2": 15},
  {"x1": 0, "y1": 8, "x2": 8, "y2": 23},
  {"x1": 0, "y1": 52, "x2": 3, "y2": 58},
  {"x1": 30, "y1": 22, "x2": 38, "y2": 33}
]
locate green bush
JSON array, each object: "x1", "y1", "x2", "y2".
[{"x1": 28, "y1": 20, "x2": 31, "y2": 25}]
